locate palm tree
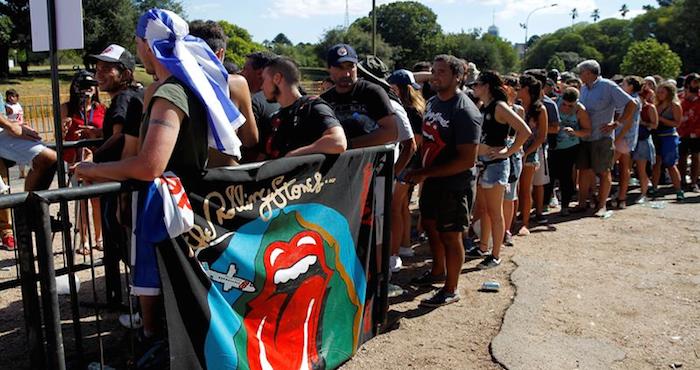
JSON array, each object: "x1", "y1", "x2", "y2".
[
  {"x1": 591, "y1": 8, "x2": 600, "y2": 22},
  {"x1": 570, "y1": 8, "x2": 578, "y2": 27},
  {"x1": 620, "y1": 4, "x2": 630, "y2": 18}
]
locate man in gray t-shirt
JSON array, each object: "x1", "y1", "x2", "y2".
[{"x1": 575, "y1": 60, "x2": 636, "y2": 216}]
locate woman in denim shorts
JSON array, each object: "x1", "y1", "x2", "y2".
[
  {"x1": 516, "y1": 75, "x2": 548, "y2": 236},
  {"x1": 470, "y1": 71, "x2": 531, "y2": 270}
]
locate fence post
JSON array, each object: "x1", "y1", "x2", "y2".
[
  {"x1": 378, "y1": 147, "x2": 394, "y2": 328},
  {"x1": 31, "y1": 193, "x2": 66, "y2": 370},
  {"x1": 14, "y1": 203, "x2": 47, "y2": 369}
]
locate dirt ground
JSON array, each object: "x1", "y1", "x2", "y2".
[
  {"x1": 1, "y1": 166, "x2": 699, "y2": 369},
  {"x1": 344, "y1": 186, "x2": 700, "y2": 370}
]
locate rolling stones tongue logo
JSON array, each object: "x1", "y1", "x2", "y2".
[
  {"x1": 421, "y1": 122, "x2": 446, "y2": 168},
  {"x1": 245, "y1": 231, "x2": 331, "y2": 370}
]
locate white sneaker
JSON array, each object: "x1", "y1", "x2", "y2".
[
  {"x1": 389, "y1": 255, "x2": 402, "y2": 273},
  {"x1": 119, "y1": 312, "x2": 143, "y2": 329},
  {"x1": 398, "y1": 246, "x2": 414, "y2": 257},
  {"x1": 636, "y1": 196, "x2": 647, "y2": 204},
  {"x1": 0, "y1": 182, "x2": 9, "y2": 194}
]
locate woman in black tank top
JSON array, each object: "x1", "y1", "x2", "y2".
[{"x1": 469, "y1": 71, "x2": 532, "y2": 268}]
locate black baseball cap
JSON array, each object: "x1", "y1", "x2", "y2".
[
  {"x1": 87, "y1": 44, "x2": 136, "y2": 71},
  {"x1": 327, "y1": 44, "x2": 358, "y2": 67}
]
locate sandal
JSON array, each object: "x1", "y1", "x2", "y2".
[
  {"x1": 94, "y1": 239, "x2": 104, "y2": 251},
  {"x1": 76, "y1": 244, "x2": 91, "y2": 256}
]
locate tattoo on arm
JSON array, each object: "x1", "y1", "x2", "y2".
[{"x1": 149, "y1": 118, "x2": 177, "y2": 128}]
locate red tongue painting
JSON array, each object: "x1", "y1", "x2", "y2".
[
  {"x1": 245, "y1": 231, "x2": 332, "y2": 370},
  {"x1": 421, "y1": 123, "x2": 446, "y2": 168}
]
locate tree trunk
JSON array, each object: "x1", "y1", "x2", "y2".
[{"x1": 0, "y1": 45, "x2": 8, "y2": 77}]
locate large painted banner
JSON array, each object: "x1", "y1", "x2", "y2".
[{"x1": 156, "y1": 148, "x2": 391, "y2": 370}]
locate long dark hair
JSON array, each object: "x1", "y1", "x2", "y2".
[
  {"x1": 477, "y1": 70, "x2": 508, "y2": 103},
  {"x1": 67, "y1": 70, "x2": 101, "y2": 117},
  {"x1": 519, "y1": 74, "x2": 543, "y2": 122}
]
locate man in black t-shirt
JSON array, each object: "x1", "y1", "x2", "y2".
[
  {"x1": 87, "y1": 44, "x2": 144, "y2": 163},
  {"x1": 261, "y1": 56, "x2": 346, "y2": 159},
  {"x1": 321, "y1": 44, "x2": 397, "y2": 148},
  {"x1": 404, "y1": 54, "x2": 482, "y2": 307},
  {"x1": 87, "y1": 44, "x2": 145, "y2": 307},
  {"x1": 241, "y1": 51, "x2": 281, "y2": 162}
]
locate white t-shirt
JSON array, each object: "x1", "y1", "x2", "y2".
[
  {"x1": 6, "y1": 102, "x2": 23, "y2": 123},
  {"x1": 390, "y1": 99, "x2": 414, "y2": 142}
]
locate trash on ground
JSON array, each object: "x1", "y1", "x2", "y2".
[{"x1": 480, "y1": 281, "x2": 500, "y2": 292}]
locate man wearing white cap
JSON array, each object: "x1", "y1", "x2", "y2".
[{"x1": 75, "y1": 8, "x2": 245, "y2": 345}]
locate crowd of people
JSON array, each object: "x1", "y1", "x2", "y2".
[{"x1": 0, "y1": 7, "x2": 699, "y2": 364}]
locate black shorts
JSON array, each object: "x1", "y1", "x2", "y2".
[
  {"x1": 419, "y1": 183, "x2": 470, "y2": 232},
  {"x1": 680, "y1": 137, "x2": 700, "y2": 155}
]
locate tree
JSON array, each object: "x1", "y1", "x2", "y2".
[
  {"x1": 218, "y1": 21, "x2": 265, "y2": 67},
  {"x1": 591, "y1": 9, "x2": 601, "y2": 22},
  {"x1": 620, "y1": 38, "x2": 681, "y2": 78},
  {"x1": 316, "y1": 26, "x2": 397, "y2": 68},
  {"x1": 620, "y1": 4, "x2": 630, "y2": 18},
  {"x1": 0, "y1": 0, "x2": 31, "y2": 75},
  {"x1": 134, "y1": 0, "x2": 185, "y2": 18},
  {"x1": 83, "y1": 0, "x2": 138, "y2": 54},
  {"x1": 570, "y1": 8, "x2": 578, "y2": 27},
  {"x1": 546, "y1": 55, "x2": 566, "y2": 72},
  {"x1": 271, "y1": 33, "x2": 292, "y2": 46},
  {"x1": 352, "y1": 1, "x2": 441, "y2": 68}
]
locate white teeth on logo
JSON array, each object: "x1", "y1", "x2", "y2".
[
  {"x1": 297, "y1": 236, "x2": 316, "y2": 247},
  {"x1": 269, "y1": 248, "x2": 284, "y2": 266},
  {"x1": 273, "y1": 256, "x2": 317, "y2": 285}
]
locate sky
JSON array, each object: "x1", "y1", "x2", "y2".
[{"x1": 179, "y1": 0, "x2": 656, "y2": 45}]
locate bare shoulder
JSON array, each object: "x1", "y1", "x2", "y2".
[{"x1": 228, "y1": 74, "x2": 251, "y2": 107}]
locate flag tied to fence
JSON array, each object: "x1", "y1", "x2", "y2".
[{"x1": 150, "y1": 149, "x2": 388, "y2": 370}]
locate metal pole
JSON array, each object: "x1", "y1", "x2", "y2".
[
  {"x1": 372, "y1": 0, "x2": 377, "y2": 55},
  {"x1": 15, "y1": 204, "x2": 47, "y2": 370},
  {"x1": 33, "y1": 195, "x2": 66, "y2": 370},
  {"x1": 523, "y1": 3, "x2": 558, "y2": 62},
  {"x1": 378, "y1": 147, "x2": 393, "y2": 328},
  {"x1": 45, "y1": 0, "x2": 84, "y2": 361}
]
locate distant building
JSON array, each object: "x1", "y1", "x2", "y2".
[
  {"x1": 514, "y1": 43, "x2": 526, "y2": 59},
  {"x1": 487, "y1": 10, "x2": 499, "y2": 38},
  {"x1": 487, "y1": 24, "x2": 499, "y2": 37}
]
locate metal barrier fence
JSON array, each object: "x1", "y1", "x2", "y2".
[
  {"x1": 18, "y1": 81, "x2": 325, "y2": 143},
  {"x1": 0, "y1": 145, "x2": 392, "y2": 369}
]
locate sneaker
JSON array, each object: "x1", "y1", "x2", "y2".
[
  {"x1": 636, "y1": 195, "x2": 647, "y2": 204},
  {"x1": 2, "y1": 235, "x2": 15, "y2": 251},
  {"x1": 419, "y1": 289, "x2": 460, "y2": 307},
  {"x1": 398, "y1": 246, "x2": 415, "y2": 257},
  {"x1": 477, "y1": 255, "x2": 501, "y2": 270},
  {"x1": 465, "y1": 247, "x2": 488, "y2": 259},
  {"x1": 691, "y1": 184, "x2": 700, "y2": 193},
  {"x1": 410, "y1": 271, "x2": 446, "y2": 286},
  {"x1": 676, "y1": 191, "x2": 685, "y2": 201},
  {"x1": 535, "y1": 214, "x2": 548, "y2": 225},
  {"x1": 0, "y1": 182, "x2": 9, "y2": 194},
  {"x1": 560, "y1": 207, "x2": 570, "y2": 217},
  {"x1": 594, "y1": 207, "x2": 609, "y2": 218},
  {"x1": 503, "y1": 231, "x2": 514, "y2": 247},
  {"x1": 648, "y1": 188, "x2": 657, "y2": 198},
  {"x1": 135, "y1": 329, "x2": 168, "y2": 370},
  {"x1": 387, "y1": 283, "x2": 404, "y2": 298},
  {"x1": 389, "y1": 255, "x2": 403, "y2": 273},
  {"x1": 549, "y1": 196, "x2": 559, "y2": 208},
  {"x1": 119, "y1": 312, "x2": 143, "y2": 329}
]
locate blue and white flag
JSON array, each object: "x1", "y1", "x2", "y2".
[
  {"x1": 136, "y1": 8, "x2": 245, "y2": 159},
  {"x1": 131, "y1": 172, "x2": 194, "y2": 295}
]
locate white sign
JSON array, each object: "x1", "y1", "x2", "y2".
[{"x1": 29, "y1": 0, "x2": 84, "y2": 52}]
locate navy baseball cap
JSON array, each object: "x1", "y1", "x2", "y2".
[
  {"x1": 327, "y1": 44, "x2": 358, "y2": 67},
  {"x1": 387, "y1": 69, "x2": 421, "y2": 90}
]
